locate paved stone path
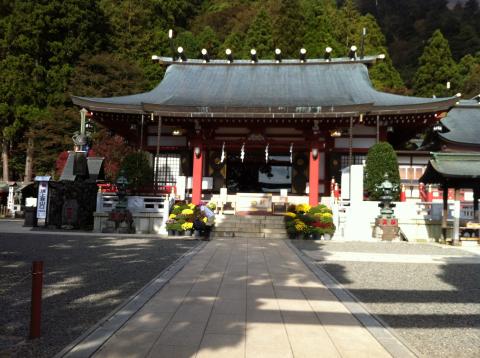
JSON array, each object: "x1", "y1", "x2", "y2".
[{"x1": 92, "y1": 239, "x2": 394, "y2": 358}]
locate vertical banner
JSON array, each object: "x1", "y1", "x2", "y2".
[
  {"x1": 7, "y1": 186, "x2": 15, "y2": 214},
  {"x1": 36, "y1": 181, "x2": 49, "y2": 219}
]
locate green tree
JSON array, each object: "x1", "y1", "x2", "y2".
[
  {"x1": 272, "y1": 0, "x2": 305, "y2": 58},
  {"x1": 364, "y1": 142, "x2": 401, "y2": 201},
  {"x1": 336, "y1": 0, "x2": 361, "y2": 51},
  {"x1": 413, "y1": 30, "x2": 460, "y2": 97},
  {"x1": 302, "y1": 0, "x2": 341, "y2": 58},
  {"x1": 461, "y1": 64, "x2": 480, "y2": 98},
  {"x1": 244, "y1": 8, "x2": 274, "y2": 59},
  {"x1": 221, "y1": 32, "x2": 247, "y2": 59},
  {"x1": 196, "y1": 26, "x2": 221, "y2": 57},
  {"x1": 359, "y1": 15, "x2": 405, "y2": 92},
  {"x1": 69, "y1": 53, "x2": 149, "y2": 98},
  {"x1": 0, "y1": 0, "x2": 109, "y2": 181},
  {"x1": 120, "y1": 151, "x2": 153, "y2": 193}
]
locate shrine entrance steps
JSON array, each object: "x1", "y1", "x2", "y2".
[{"x1": 212, "y1": 215, "x2": 287, "y2": 239}]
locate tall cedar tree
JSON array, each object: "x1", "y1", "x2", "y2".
[
  {"x1": 0, "y1": 0, "x2": 108, "y2": 180},
  {"x1": 303, "y1": 0, "x2": 341, "y2": 58},
  {"x1": 272, "y1": 0, "x2": 305, "y2": 58},
  {"x1": 244, "y1": 9, "x2": 274, "y2": 59},
  {"x1": 413, "y1": 30, "x2": 460, "y2": 97},
  {"x1": 364, "y1": 142, "x2": 401, "y2": 201},
  {"x1": 65, "y1": 53, "x2": 147, "y2": 179}
]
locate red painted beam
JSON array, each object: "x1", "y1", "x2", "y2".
[
  {"x1": 309, "y1": 147, "x2": 320, "y2": 206},
  {"x1": 192, "y1": 146, "x2": 203, "y2": 205}
]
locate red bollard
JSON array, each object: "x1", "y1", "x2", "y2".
[
  {"x1": 400, "y1": 184, "x2": 406, "y2": 202},
  {"x1": 30, "y1": 261, "x2": 43, "y2": 339},
  {"x1": 334, "y1": 183, "x2": 340, "y2": 201}
]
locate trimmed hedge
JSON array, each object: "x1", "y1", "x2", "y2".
[{"x1": 364, "y1": 142, "x2": 400, "y2": 200}]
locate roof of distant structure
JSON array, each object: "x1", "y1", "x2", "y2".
[
  {"x1": 72, "y1": 57, "x2": 458, "y2": 117},
  {"x1": 419, "y1": 152, "x2": 480, "y2": 188},
  {"x1": 439, "y1": 100, "x2": 480, "y2": 146},
  {"x1": 60, "y1": 152, "x2": 105, "y2": 182}
]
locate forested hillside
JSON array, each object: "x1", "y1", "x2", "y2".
[{"x1": 1, "y1": 0, "x2": 479, "y2": 181}]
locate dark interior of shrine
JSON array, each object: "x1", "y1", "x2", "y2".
[{"x1": 226, "y1": 153, "x2": 292, "y2": 193}]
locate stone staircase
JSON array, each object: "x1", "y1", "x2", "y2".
[{"x1": 211, "y1": 215, "x2": 287, "y2": 239}]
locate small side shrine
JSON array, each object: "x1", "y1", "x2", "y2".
[{"x1": 419, "y1": 152, "x2": 480, "y2": 245}]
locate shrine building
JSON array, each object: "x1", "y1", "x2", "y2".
[{"x1": 72, "y1": 53, "x2": 458, "y2": 206}]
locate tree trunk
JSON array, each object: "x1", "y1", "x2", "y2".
[
  {"x1": 24, "y1": 136, "x2": 34, "y2": 182},
  {"x1": 2, "y1": 138, "x2": 9, "y2": 182}
]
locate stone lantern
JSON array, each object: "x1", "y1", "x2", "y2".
[
  {"x1": 103, "y1": 170, "x2": 134, "y2": 233},
  {"x1": 373, "y1": 173, "x2": 400, "y2": 241}
]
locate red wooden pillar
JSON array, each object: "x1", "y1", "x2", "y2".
[
  {"x1": 192, "y1": 144, "x2": 203, "y2": 205},
  {"x1": 309, "y1": 146, "x2": 320, "y2": 206}
]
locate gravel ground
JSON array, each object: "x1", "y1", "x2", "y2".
[
  {"x1": 293, "y1": 240, "x2": 480, "y2": 358},
  {"x1": 0, "y1": 229, "x2": 198, "y2": 358}
]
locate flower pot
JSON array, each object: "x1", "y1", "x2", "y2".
[
  {"x1": 168, "y1": 229, "x2": 175, "y2": 236},
  {"x1": 185, "y1": 230, "x2": 192, "y2": 236},
  {"x1": 311, "y1": 233, "x2": 321, "y2": 240},
  {"x1": 295, "y1": 233, "x2": 305, "y2": 240},
  {"x1": 194, "y1": 230, "x2": 201, "y2": 239},
  {"x1": 287, "y1": 233, "x2": 296, "y2": 240},
  {"x1": 323, "y1": 233, "x2": 332, "y2": 241},
  {"x1": 175, "y1": 230, "x2": 184, "y2": 236}
]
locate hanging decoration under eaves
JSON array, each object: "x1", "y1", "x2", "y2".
[
  {"x1": 220, "y1": 142, "x2": 226, "y2": 163},
  {"x1": 240, "y1": 143, "x2": 245, "y2": 163},
  {"x1": 265, "y1": 144, "x2": 269, "y2": 163},
  {"x1": 289, "y1": 143, "x2": 294, "y2": 163}
]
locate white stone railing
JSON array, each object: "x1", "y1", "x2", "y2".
[
  {"x1": 415, "y1": 202, "x2": 475, "y2": 221},
  {"x1": 96, "y1": 193, "x2": 169, "y2": 213},
  {"x1": 94, "y1": 192, "x2": 174, "y2": 234}
]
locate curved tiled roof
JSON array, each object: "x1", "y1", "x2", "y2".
[
  {"x1": 72, "y1": 60, "x2": 457, "y2": 117},
  {"x1": 439, "y1": 101, "x2": 480, "y2": 145}
]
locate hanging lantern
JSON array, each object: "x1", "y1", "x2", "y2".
[
  {"x1": 220, "y1": 142, "x2": 226, "y2": 163},
  {"x1": 289, "y1": 143, "x2": 293, "y2": 163},
  {"x1": 265, "y1": 144, "x2": 269, "y2": 163},
  {"x1": 240, "y1": 143, "x2": 245, "y2": 163}
]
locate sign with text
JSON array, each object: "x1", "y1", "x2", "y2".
[{"x1": 36, "y1": 182, "x2": 49, "y2": 219}]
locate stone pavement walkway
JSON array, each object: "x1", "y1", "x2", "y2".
[{"x1": 91, "y1": 239, "x2": 395, "y2": 358}]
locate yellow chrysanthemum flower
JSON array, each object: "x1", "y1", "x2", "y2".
[
  {"x1": 181, "y1": 222, "x2": 193, "y2": 230},
  {"x1": 295, "y1": 203, "x2": 311, "y2": 213}
]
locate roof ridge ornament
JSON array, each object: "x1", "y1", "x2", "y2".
[{"x1": 150, "y1": 55, "x2": 382, "y2": 66}]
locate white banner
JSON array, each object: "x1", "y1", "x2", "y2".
[
  {"x1": 7, "y1": 186, "x2": 14, "y2": 214},
  {"x1": 37, "y1": 182, "x2": 49, "y2": 219}
]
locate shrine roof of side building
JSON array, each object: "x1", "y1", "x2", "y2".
[
  {"x1": 438, "y1": 100, "x2": 480, "y2": 146},
  {"x1": 72, "y1": 56, "x2": 458, "y2": 118}
]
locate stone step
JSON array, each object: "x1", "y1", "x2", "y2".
[
  {"x1": 211, "y1": 232, "x2": 287, "y2": 239},
  {"x1": 212, "y1": 226, "x2": 286, "y2": 234},
  {"x1": 215, "y1": 220, "x2": 285, "y2": 226},
  {"x1": 216, "y1": 215, "x2": 285, "y2": 222},
  {"x1": 212, "y1": 215, "x2": 287, "y2": 239}
]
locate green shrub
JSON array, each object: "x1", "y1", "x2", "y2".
[
  {"x1": 299, "y1": 214, "x2": 316, "y2": 225},
  {"x1": 120, "y1": 151, "x2": 153, "y2": 193},
  {"x1": 364, "y1": 142, "x2": 400, "y2": 200},
  {"x1": 308, "y1": 204, "x2": 328, "y2": 215}
]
